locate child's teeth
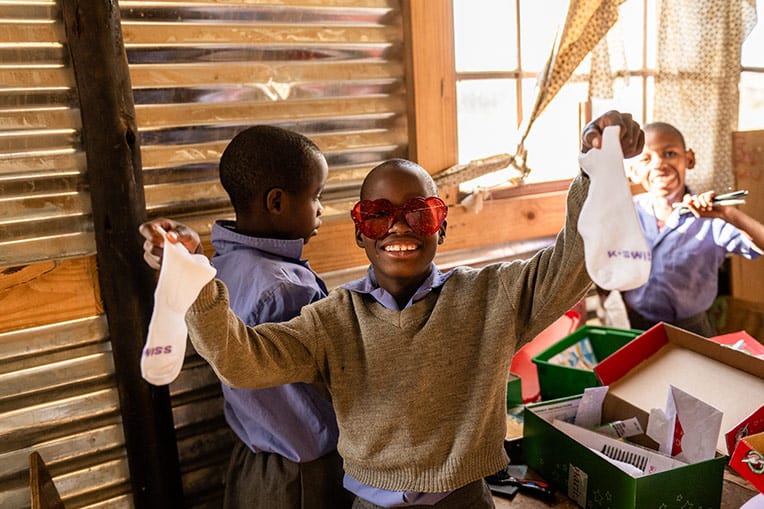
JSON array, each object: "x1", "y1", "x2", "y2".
[{"x1": 385, "y1": 244, "x2": 416, "y2": 252}]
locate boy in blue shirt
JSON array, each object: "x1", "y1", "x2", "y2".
[
  {"x1": 140, "y1": 111, "x2": 643, "y2": 508},
  {"x1": 144, "y1": 126, "x2": 353, "y2": 508},
  {"x1": 621, "y1": 121, "x2": 764, "y2": 335}
]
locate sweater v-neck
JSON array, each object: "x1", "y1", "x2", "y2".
[{"x1": 362, "y1": 290, "x2": 439, "y2": 329}]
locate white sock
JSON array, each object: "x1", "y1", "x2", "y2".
[
  {"x1": 601, "y1": 290, "x2": 631, "y2": 329},
  {"x1": 578, "y1": 126, "x2": 651, "y2": 291},
  {"x1": 141, "y1": 231, "x2": 217, "y2": 385}
]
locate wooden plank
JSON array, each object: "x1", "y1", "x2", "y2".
[
  {"x1": 401, "y1": 0, "x2": 458, "y2": 173},
  {"x1": 128, "y1": 61, "x2": 403, "y2": 88},
  {"x1": 730, "y1": 129, "x2": 764, "y2": 303},
  {"x1": 0, "y1": 258, "x2": 101, "y2": 334},
  {"x1": 121, "y1": 24, "x2": 401, "y2": 45},
  {"x1": 135, "y1": 95, "x2": 407, "y2": 129},
  {"x1": 29, "y1": 452, "x2": 65, "y2": 509},
  {"x1": 61, "y1": 1, "x2": 183, "y2": 506}
]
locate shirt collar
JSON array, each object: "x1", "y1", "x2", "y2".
[
  {"x1": 341, "y1": 263, "x2": 453, "y2": 310},
  {"x1": 637, "y1": 186, "x2": 695, "y2": 232},
  {"x1": 212, "y1": 220, "x2": 306, "y2": 260}
]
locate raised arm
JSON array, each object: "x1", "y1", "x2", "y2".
[
  {"x1": 138, "y1": 218, "x2": 323, "y2": 389},
  {"x1": 512, "y1": 111, "x2": 645, "y2": 344},
  {"x1": 683, "y1": 191, "x2": 764, "y2": 253}
]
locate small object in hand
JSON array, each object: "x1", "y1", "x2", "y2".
[
  {"x1": 713, "y1": 189, "x2": 749, "y2": 201},
  {"x1": 674, "y1": 189, "x2": 748, "y2": 215}
]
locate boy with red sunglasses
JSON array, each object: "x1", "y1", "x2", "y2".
[{"x1": 140, "y1": 111, "x2": 643, "y2": 508}]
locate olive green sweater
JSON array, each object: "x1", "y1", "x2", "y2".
[{"x1": 186, "y1": 175, "x2": 591, "y2": 493}]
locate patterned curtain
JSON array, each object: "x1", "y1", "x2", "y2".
[
  {"x1": 653, "y1": 0, "x2": 757, "y2": 193},
  {"x1": 530, "y1": 0, "x2": 625, "y2": 119}
]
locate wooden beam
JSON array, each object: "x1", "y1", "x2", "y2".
[
  {"x1": 0, "y1": 258, "x2": 101, "y2": 333},
  {"x1": 29, "y1": 451, "x2": 65, "y2": 509},
  {"x1": 61, "y1": 1, "x2": 183, "y2": 507},
  {"x1": 730, "y1": 129, "x2": 764, "y2": 302},
  {"x1": 401, "y1": 0, "x2": 458, "y2": 174}
]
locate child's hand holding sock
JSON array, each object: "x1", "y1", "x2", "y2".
[
  {"x1": 578, "y1": 125, "x2": 651, "y2": 291},
  {"x1": 141, "y1": 229, "x2": 217, "y2": 385}
]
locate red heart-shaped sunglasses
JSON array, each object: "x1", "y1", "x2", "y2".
[{"x1": 351, "y1": 196, "x2": 448, "y2": 240}]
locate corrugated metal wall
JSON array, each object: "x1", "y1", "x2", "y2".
[
  {"x1": 0, "y1": 0, "x2": 407, "y2": 507},
  {"x1": 128, "y1": 0, "x2": 408, "y2": 230}
]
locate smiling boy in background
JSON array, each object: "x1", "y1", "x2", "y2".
[{"x1": 619, "y1": 121, "x2": 764, "y2": 336}]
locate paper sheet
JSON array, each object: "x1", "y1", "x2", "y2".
[{"x1": 646, "y1": 385, "x2": 723, "y2": 463}]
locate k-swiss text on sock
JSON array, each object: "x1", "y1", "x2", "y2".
[
  {"x1": 606, "y1": 250, "x2": 652, "y2": 261},
  {"x1": 144, "y1": 345, "x2": 173, "y2": 356}
]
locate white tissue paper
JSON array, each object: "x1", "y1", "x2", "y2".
[{"x1": 646, "y1": 385, "x2": 723, "y2": 464}]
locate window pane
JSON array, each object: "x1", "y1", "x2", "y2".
[
  {"x1": 742, "y1": 0, "x2": 764, "y2": 67},
  {"x1": 644, "y1": 0, "x2": 657, "y2": 68},
  {"x1": 522, "y1": 80, "x2": 585, "y2": 183},
  {"x1": 453, "y1": 0, "x2": 518, "y2": 72},
  {"x1": 519, "y1": 0, "x2": 568, "y2": 71},
  {"x1": 456, "y1": 79, "x2": 518, "y2": 163},
  {"x1": 644, "y1": 76, "x2": 654, "y2": 124},
  {"x1": 618, "y1": 0, "x2": 646, "y2": 70},
  {"x1": 591, "y1": 76, "x2": 650, "y2": 125},
  {"x1": 739, "y1": 72, "x2": 764, "y2": 130}
]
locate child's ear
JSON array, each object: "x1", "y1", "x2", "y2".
[
  {"x1": 437, "y1": 221, "x2": 447, "y2": 245},
  {"x1": 265, "y1": 188, "x2": 284, "y2": 214},
  {"x1": 355, "y1": 228, "x2": 365, "y2": 248},
  {"x1": 685, "y1": 149, "x2": 696, "y2": 170},
  {"x1": 625, "y1": 160, "x2": 641, "y2": 184}
]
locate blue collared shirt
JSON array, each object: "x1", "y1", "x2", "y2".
[
  {"x1": 210, "y1": 220, "x2": 339, "y2": 462},
  {"x1": 623, "y1": 193, "x2": 760, "y2": 323},
  {"x1": 341, "y1": 264, "x2": 456, "y2": 507}
]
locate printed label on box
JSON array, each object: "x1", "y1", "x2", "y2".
[
  {"x1": 554, "y1": 419, "x2": 687, "y2": 475},
  {"x1": 567, "y1": 464, "x2": 588, "y2": 506},
  {"x1": 532, "y1": 398, "x2": 580, "y2": 423}
]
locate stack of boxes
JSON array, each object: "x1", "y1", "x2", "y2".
[{"x1": 509, "y1": 322, "x2": 764, "y2": 508}]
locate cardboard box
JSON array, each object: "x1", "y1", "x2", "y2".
[
  {"x1": 726, "y1": 405, "x2": 764, "y2": 456},
  {"x1": 711, "y1": 330, "x2": 764, "y2": 359},
  {"x1": 506, "y1": 373, "x2": 523, "y2": 408},
  {"x1": 730, "y1": 432, "x2": 764, "y2": 493},
  {"x1": 532, "y1": 326, "x2": 642, "y2": 400},
  {"x1": 524, "y1": 323, "x2": 764, "y2": 508},
  {"x1": 727, "y1": 406, "x2": 764, "y2": 494},
  {"x1": 594, "y1": 323, "x2": 764, "y2": 453}
]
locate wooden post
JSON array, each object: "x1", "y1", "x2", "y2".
[
  {"x1": 400, "y1": 0, "x2": 458, "y2": 175},
  {"x1": 60, "y1": 1, "x2": 184, "y2": 507}
]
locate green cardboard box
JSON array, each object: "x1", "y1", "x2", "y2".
[
  {"x1": 532, "y1": 325, "x2": 642, "y2": 400},
  {"x1": 524, "y1": 322, "x2": 764, "y2": 508},
  {"x1": 506, "y1": 372, "x2": 523, "y2": 409}
]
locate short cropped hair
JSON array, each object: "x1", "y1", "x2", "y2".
[
  {"x1": 361, "y1": 158, "x2": 439, "y2": 199},
  {"x1": 219, "y1": 125, "x2": 323, "y2": 213},
  {"x1": 644, "y1": 122, "x2": 687, "y2": 150}
]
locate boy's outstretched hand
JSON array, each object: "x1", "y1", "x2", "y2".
[
  {"x1": 581, "y1": 110, "x2": 644, "y2": 158},
  {"x1": 139, "y1": 218, "x2": 203, "y2": 270}
]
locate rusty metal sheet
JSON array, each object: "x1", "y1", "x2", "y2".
[
  {"x1": 0, "y1": 315, "x2": 131, "y2": 508},
  {"x1": 0, "y1": 0, "x2": 407, "y2": 268},
  {"x1": 0, "y1": 1, "x2": 408, "y2": 506}
]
